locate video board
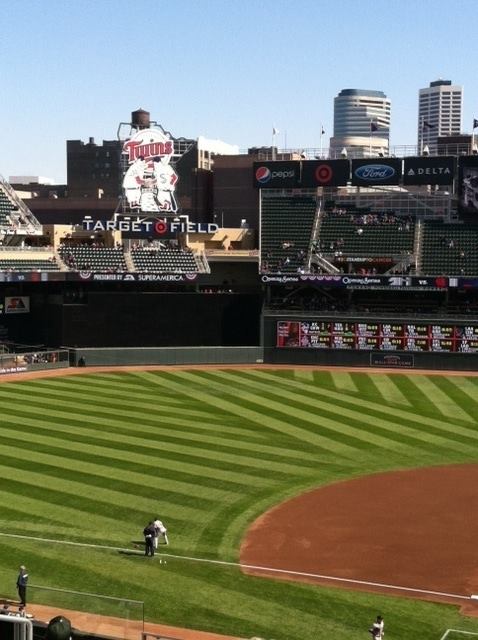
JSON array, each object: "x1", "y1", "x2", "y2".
[{"x1": 276, "y1": 321, "x2": 478, "y2": 353}]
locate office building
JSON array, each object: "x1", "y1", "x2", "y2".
[
  {"x1": 418, "y1": 80, "x2": 462, "y2": 152},
  {"x1": 330, "y1": 89, "x2": 391, "y2": 157}
]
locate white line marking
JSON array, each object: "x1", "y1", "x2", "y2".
[
  {"x1": 0, "y1": 531, "x2": 471, "y2": 601},
  {"x1": 440, "y1": 631, "x2": 478, "y2": 640}
]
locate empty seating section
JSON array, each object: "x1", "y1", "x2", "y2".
[
  {"x1": 58, "y1": 245, "x2": 128, "y2": 271},
  {"x1": 0, "y1": 257, "x2": 60, "y2": 271},
  {"x1": 318, "y1": 211, "x2": 415, "y2": 257},
  {"x1": 131, "y1": 247, "x2": 200, "y2": 272},
  {"x1": 421, "y1": 222, "x2": 478, "y2": 275},
  {"x1": 261, "y1": 196, "x2": 317, "y2": 272},
  {"x1": 0, "y1": 188, "x2": 17, "y2": 226}
]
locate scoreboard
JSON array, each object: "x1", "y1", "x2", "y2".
[{"x1": 276, "y1": 321, "x2": 478, "y2": 353}]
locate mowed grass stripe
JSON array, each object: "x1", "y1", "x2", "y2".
[
  {"x1": 0, "y1": 435, "x2": 239, "y2": 502},
  {"x1": 130, "y1": 371, "x2": 358, "y2": 456},
  {"x1": 0, "y1": 401, "x2": 306, "y2": 478},
  {"x1": 245, "y1": 370, "x2": 478, "y2": 439},
  {"x1": 202, "y1": 370, "x2": 472, "y2": 455},
  {"x1": 329, "y1": 371, "x2": 359, "y2": 395},
  {"x1": 404, "y1": 375, "x2": 473, "y2": 422},
  {"x1": 0, "y1": 445, "x2": 221, "y2": 510},
  {"x1": 6, "y1": 377, "x2": 187, "y2": 409},
  {"x1": 431, "y1": 376, "x2": 478, "y2": 423},
  {"x1": 0, "y1": 416, "x2": 280, "y2": 489},
  {"x1": 5, "y1": 380, "x2": 236, "y2": 427},
  {"x1": 0, "y1": 459, "x2": 206, "y2": 522},
  {"x1": 293, "y1": 370, "x2": 315, "y2": 383},
  {"x1": 0, "y1": 388, "x2": 310, "y2": 464},
  {"x1": 0, "y1": 425, "x2": 251, "y2": 495},
  {"x1": 161, "y1": 370, "x2": 390, "y2": 453},
  {"x1": 368, "y1": 374, "x2": 413, "y2": 407}
]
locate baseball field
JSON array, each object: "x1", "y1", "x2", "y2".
[{"x1": 1, "y1": 367, "x2": 478, "y2": 640}]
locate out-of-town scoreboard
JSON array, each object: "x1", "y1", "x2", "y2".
[{"x1": 277, "y1": 321, "x2": 478, "y2": 353}]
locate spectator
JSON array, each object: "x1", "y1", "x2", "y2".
[{"x1": 16, "y1": 566, "x2": 28, "y2": 606}]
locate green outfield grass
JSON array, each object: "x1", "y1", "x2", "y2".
[{"x1": 0, "y1": 368, "x2": 478, "y2": 640}]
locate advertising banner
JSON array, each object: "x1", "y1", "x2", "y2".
[
  {"x1": 403, "y1": 156, "x2": 456, "y2": 185},
  {"x1": 300, "y1": 160, "x2": 350, "y2": 187},
  {"x1": 458, "y1": 156, "x2": 478, "y2": 214},
  {"x1": 351, "y1": 158, "x2": 402, "y2": 186},
  {"x1": 253, "y1": 161, "x2": 300, "y2": 189},
  {"x1": 5, "y1": 296, "x2": 30, "y2": 313},
  {"x1": 301, "y1": 160, "x2": 350, "y2": 189}
]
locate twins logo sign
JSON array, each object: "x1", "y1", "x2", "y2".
[
  {"x1": 253, "y1": 161, "x2": 299, "y2": 188},
  {"x1": 122, "y1": 128, "x2": 179, "y2": 215}
]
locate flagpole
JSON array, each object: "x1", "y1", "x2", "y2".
[
  {"x1": 473, "y1": 118, "x2": 475, "y2": 154},
  {"x1": 272, "y1": 127, "x2": 276, "y2": 161},
  {"x1": 420, "y1": 116, "x2": 424, "y2": 155},
  {"x1": 320, "y1": 124, "x2": 323, "y2": 159},
  {"x1": 369, "y1": 120, "x2": 372, "y2": 157}
]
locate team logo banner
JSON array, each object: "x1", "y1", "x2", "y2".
[
  {"x1": 458, "y1": 156, "x2": 478, "y2": 214},
  {"x1": 5, "y1": 296, "x2": 30, "y2": 314},
  {"x1": 253, "y1": 161, "x2": 300, "y2": 188},
  {"x1": 351, "y1": 159, "x2": 402, "y2": 186},
  {"x1": 403, "y1": 156, "x2": 455, "y2": 185},
  {"x1": 301, "y1": 160, "x2": 350, "y2": 187},
  {"x1": 122, "y1": 128, "x2": 178, "y2": 214}
]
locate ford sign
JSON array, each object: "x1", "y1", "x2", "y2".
[{"x1": 354, "y1": 164, "x2": 395, "y2": 181}]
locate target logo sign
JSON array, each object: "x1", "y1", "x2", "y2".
[
  {"x1": 154, "y1": 220, "x2": 168, "y2": 235},
  {"x1": 315, "y1": 164, "x2": 333, "y2": 184}
]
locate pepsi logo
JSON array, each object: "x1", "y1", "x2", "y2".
[
  {"x1": 255, "y1": 166, "x2": 271, "y2": 184},
  {"x1": 355, "y1": 164, "x2": 395, "y2": 180}
]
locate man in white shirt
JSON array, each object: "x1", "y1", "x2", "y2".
[{"x1": 153, "y1": 518, "x2": 169, "y2": 547}]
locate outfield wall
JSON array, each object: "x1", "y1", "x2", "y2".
[{"x1": 68, "y1": 346, "x2": 264, "y2": 366}]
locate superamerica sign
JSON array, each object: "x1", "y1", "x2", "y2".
[{"x1": 122, "y1": 128, "x2": 179, "y2": 214}]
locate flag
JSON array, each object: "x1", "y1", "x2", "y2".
[
  {"x1": 370, "y1": 121, "x2": 378, "y2": 132},
  {"x1": 272, "y1": 127, "x2": 279, "y2": 135},
  {"x1": 321, "y1": 126, "x2": 325, "y2": 135},
  {"x1": 423, "y1": 120, "x2": 435, "y2": 130},
  {"x1": 473, "y1": 118, "x2": 478, "y2": 130}
]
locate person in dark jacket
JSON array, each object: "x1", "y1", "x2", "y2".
[
  {"x1": 16, "y1": 566, "x2": 28, "y2": 606},
  {"x1": 143, "y1": 522, "x2": 156, "y2": 557}
]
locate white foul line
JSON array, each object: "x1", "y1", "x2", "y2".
[{"x1": 0, "y1": 531, "x2": 472, "y2": 601}]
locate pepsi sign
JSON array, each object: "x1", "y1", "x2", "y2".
[
  {"x1": 253, "y1": 161, "x2": 300, "y2": 188},
  {"x1": 351, "y1": 159, "x2": 402, "y2": 186},
  {"x1": 301, "y1": 160, "x2": 350, "y2": 187}
]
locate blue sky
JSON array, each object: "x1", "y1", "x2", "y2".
[{"x1": 1, "y1": 0, "x2": 476, "y2": 182}]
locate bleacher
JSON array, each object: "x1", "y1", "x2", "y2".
[
  {"x1": 0, "y1": 257, "x2": 60, "y2": 272},
  {"x1": 261, "y1": 195, "x2": 317, "y2": 272},
  {"x1": 421, "y1": 222, "x2": 478, "y2": 275},
  {"x1": 0, "y1": 179, "x2": 43, "y2": 239},
  {"x1": 318, "y1": 210, "x2": 415, "y2": 257},
  {"x1": 58, "y1": 245, "x2": 128, "y2": 272},
  {"x1": 0, "y1": 189, "x2": 16, "y2": 226},
  {"x1": 130, "y1": 247, "x2": 201, "y2": 273}
]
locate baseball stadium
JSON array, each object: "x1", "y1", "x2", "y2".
[{"x1": 2, "y1": 110, "x2": 478, "y2": 640}]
